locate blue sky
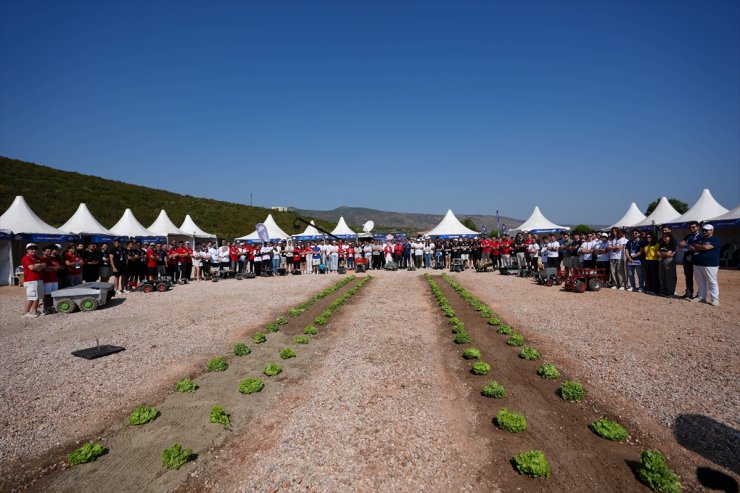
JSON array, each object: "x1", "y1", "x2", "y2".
[{"x1": 1, "y1": 0, "x2": 738, "y2": 225}]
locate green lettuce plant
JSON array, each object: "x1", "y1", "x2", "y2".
[
  {"x1": 293, "y1": 335, "x2": 309, "y2": 344},
  {"x1": 239, "y1": 377, "x2": 264, "y2": 394},
  {"x1": 471, "y1": 362, "x2": 491, "y2": 375},
  {"x1": 497, "y1": 324, "x2": 513, "y2": 335},
  {"x1": 487, "y1": 318, "x2": 501, "y2": 326},
  {"x1": 559, "y1": 380, "x2": 584, "y2": 402},
  {"x1": 176, "y1": 378, "x2": 198, "y2": 393},
  {"x1": 638, "y1": 450, "x2": 681, "y2": 493},
  {"x1": 209, "y1": 405, "x2": 231, "y2": 430},
  {"x1": 128, "y1": 404, "x2": 159, "y2": 425},
  {"x1": 233, "y1": 342, "x2": 251, "y2": 356},
  {"x1": 304, "y1": 325, "x2": 318, "y2": 335},
  {"x1": 463, "y1": 348, "x2": 481, "y2": 360},
  {"x1": 495, "y1": 408, "x2": 527, "y2": 433},
  {"x1": 263, "y1": 363, "x2": 282, "y2": 377},
  {"x1": 162, "y1": 443, "x2": 194, "y2": 470},
  {"x1": 68, "y1": 442, "x2": 107, "y2": 465},
  {"x1": 265, "y1": 322, "x2": 279, "y2": 333},
  {"x1": 482, "y1": 381, "x2": 506, "y2": 398},
  {"x1": 514, "y1": 449, "x2": 550, "y2": 478},
  {"x1": 207, "y1": 357, "x2": 228, "y2": 372},
  {"x1": 519, "y1": 346, "x2": 540, "y2": 360},
  {"x1": 454, "y1": 332, "x2": 472, "y2": 344},
  {"x1": 537, "y1": 363, "x2": 560, "y2": 380},
  {"x1": 589, "y1": 419, "x2": 629, "y2": 442},
  {"x1": 276, "y1": 315, "x2": 288, "y2": 325},
  {"x1": 252, "y1": 332, "x2": 267, "y2": 344},
  {"x1": 507, "y1": 332, "x2": 524, "y2": 346},
  {"x1": 280, "y1": 347, "x2": 296, "y2": 359}
]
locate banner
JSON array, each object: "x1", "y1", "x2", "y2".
[{"x1": 256, "y1": 223, "x2": 269, "y2": 243}]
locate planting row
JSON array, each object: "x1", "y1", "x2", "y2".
[
  {"x1": 427, "y1": 273, "x2": 681, "y2": 492},
  {"x1": 65, "y1": 275, "x2": 373, "y2": 473}
]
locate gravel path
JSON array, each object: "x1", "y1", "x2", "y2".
[
  {"x1": 0, "y1": 275, "x2": 338, "y2": 484},
  {"x1": 197, "y1": 273, "x2": 496, "y2": 493}
]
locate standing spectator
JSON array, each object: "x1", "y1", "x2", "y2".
[
  {"x1": 183, "y1": 241, "x2": 193, "y2": 280},
  {"x1": 527, "y1": 238, "x2": 541, "y2": 274},
  {"x1": 40, "y1": 244, "x2": 62, "y2": 314},
  {"x1": 594, "y1": 233, "x2": 610, "y2": 272},
  {"x1": 500, "y1": 234, "x2": 512, "y2": 267},
  {"x1": 393, "y1": 240, "x2": 403, "y2": 267},
  {"x1": 21, "y1": 243, "x2": 45, "y2": 318},
  {"x1": 99, "y1": 243, "x2": 111, "y2": 282},
  {"x1": 678, "y1": 221, "x2": 701, "y2": 299},
  {"x1": 625, "y1": 229, "x2": 645, "y2": 292},
  {"x1": 64, "y1": 244, "x2": 84, "y2": 287},
  {"x1": 608, "y1": 228, "x2": 629, "y2": 290},
  {"x1": 192, "y1": 243, "x2": 204, "y2": 280},
  {"x1": 546, "y1": 234, "x2": 560, "y2": 269},
  {"x1": 568, "y1": 233, "x2": 582, "y2": 275},
  {"x1": 402, "y1": 239, "x2": 411, "y2": 269},
  {"x1": 229, "y1": 241, "x2": 239, "y2": 273},
  {"x1": 658, "y1": 227, "x2": 677, "y2": 297},
  {"x1": 643, "y1": 232, "x2": 660, "y2": 295},
  {"x1": 480, "y1": 236, "x2": 492, "y2": 268},
  {"x1": 424, "y1": 240, "x2": 433, "y2": 269},
  {"x1": 272, "y1": 241, "x2": 283, "y2": 274},
  {"x1": 253, "y1": 242, "x2": 263, "y2": 276},
  {"x1": 146, "y1": 242, "x2": 158, "y2": 281},
  {"x1": 578, "y1": 233, "x2": 596, "y2": 268},
  {"x1": 413, "y1": 239, "x2": 423, "y2": 269},
  {"x1": 689, "y1": 224, "x2": 720, "y2": 306},
  {"x1": 559, "y1": 233, "x2": 572, "y2": 274},
  {"x1": 81, "y1": 243, "x2": 102, "y2": 283},
  {"x1": 110, "y1": 239, "x2": 128, "y2": 291}
]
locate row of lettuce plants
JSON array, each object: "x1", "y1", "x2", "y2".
[{"x1": 439, "y1": 273, "x2": 681, "y2": 490}]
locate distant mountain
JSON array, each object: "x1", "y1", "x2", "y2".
[{"x1": 293, "y1": 206, "x2": 523, "y2": 234}]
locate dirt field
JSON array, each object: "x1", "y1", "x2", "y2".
[{"x1": 1, "y1": 267, "x2": 738, "y2": 492}]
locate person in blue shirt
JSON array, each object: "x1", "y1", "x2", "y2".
[
  {"x1": 688, "y1": 224, "x2": 721, "y2": 306},
  {"x1": 678, "y1": 221, "x2": 702, "y2": 299}
]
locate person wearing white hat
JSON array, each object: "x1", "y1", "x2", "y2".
[
  {"x1": 21, "y1": 243, "x2": 45, "y2": 318},
  {"x1": 688, "y1": 224, "x2": 721, "y2": 306}
]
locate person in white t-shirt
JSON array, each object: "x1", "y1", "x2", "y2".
[
  {"x1": 527, "y1": 240, "x2": 541, "y2": 273},
  {"x1": 607, "y1": 228, "x2": 629, "y2": 289},
  {"x1": 546, "y1": 235, "x2": 560, "y2": 269}
]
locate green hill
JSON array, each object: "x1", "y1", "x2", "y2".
[{"x1": 0, "y1": 156, "x2": 333, "y2": 240}]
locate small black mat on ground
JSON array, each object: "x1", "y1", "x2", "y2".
[{"x1": 72, "y1": 345, "x2": 125, "y2": 360}]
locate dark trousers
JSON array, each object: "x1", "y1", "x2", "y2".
[
  {"x1": 682, "y1": 259, "x2": 694, "y2": 295},
  {"x1": 644, "y1": 260, "x2": 660, "y2": 293}
]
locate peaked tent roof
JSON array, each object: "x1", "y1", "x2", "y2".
[
  {"x1": 236, "y1": 214, "x2": 289, "y2": 242},
  {"x1": 0, "y1": 195, "x2": 64, "y2": 235},
  {"x1": 706, "y1": 204, "x2": 740, "y2": 228},
  {"x1": 59, "y1": 203, "x2": 114, "y2": 235},
  {"x1": 631, "y1": 197, "x2": 681, "y2": 228},
  {"x1": 664, "y1": 189, "x2": 729, "y2": 226},
  {"x1": 426, "y1": 209, "x2": 480, "y2": 237},
  {"x1": 330, "y1": 216, "x2": 357, "y2": 238},
  {"x1": 293, "y1": 220, "x2": 324, "y2": 240},
  {"x1": 179, "y1": 214, "x2": 216, "y2": 238},
  {"x1": 609, "y1": 202, "x2": 646, "y2": 229},
  {"x1": 148, "y1": 210, "x2": 187, "y2": 236},
  {"x1": 510, "y1": 206, "x2": 569, "y2": 233},
  {"x1": 110, "y1": 208, "x2": 158, "y2": 237}
]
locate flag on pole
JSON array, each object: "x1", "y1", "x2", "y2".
[
  {"x1": 481, "y1": 225, "x2": 488, "y2": 236},
  {"x1": 496, "y1": 210, "x2": 500, "y2": 238},
  {"x1": 256, "y1": 223, "x2": 269, "y2": 243}
]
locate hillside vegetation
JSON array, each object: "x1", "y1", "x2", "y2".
[{"x1": 0, "y1": 156, "x2": 332, "y2": 240}]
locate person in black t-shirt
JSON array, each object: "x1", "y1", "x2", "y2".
[{"x1": 81, "y1": 243, "x2": 102, "y2": 282}]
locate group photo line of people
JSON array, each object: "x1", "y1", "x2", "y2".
[{"x1": 20, "y1": 220, "x2": 723, "y2": 318}]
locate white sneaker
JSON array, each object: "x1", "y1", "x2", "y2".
[
  {"x1": 618, "y1": 287, "x2": 625, "y2": 291},
  {"x1": 611, "y1": 286, "x2": 617, "y2": 290},
  {"x1": 23, "y1": 312, "x2": 40, "y2": 318},
  {"x1": 691, "y1": 297, "x2": 705, "y2": 303},
  {"x1": 637, "y1": 289, "x2": 643, "y2": 293},
  {"x1": 626, "y1": 287, "x2": 633, "y2": 292},
  {"x1": 710, "y1": 300, "x2": 720, "y2": 307}
]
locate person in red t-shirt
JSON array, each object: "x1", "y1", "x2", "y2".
[
  {"x1": 63, "y1": 244, "x2": 84, "y2": 286},
  {"x1": 174, "y1": 241, "x2": 189, "y2": 282},
  {"x1": 40, "y1": 244, "x2": 63, "y2": 314},
  {"x1": 490, "y1": 237, "x2": 501, "y2": 269},
  {"x1": 480, "y1": 237, "x2": 492, "y2": 267},
  {"x1": 183, "y1": 241, "x2": 193, "y2": 281},
  {"x1": 146, "y1": 244, "x2": 158, "y2": 280},
  {"x1": 500, "y1": 235, "x2": 513, "y2": 267},
  {"x1": 21, "y1": 243, "x2": 45, "y2": 318}
]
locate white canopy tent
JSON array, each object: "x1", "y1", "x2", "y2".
[
  {"x1": 236, "y1": 214, "x2": 290, "y2": 243},
  {"x1": 664, "y1": 189, "x2": 729, "y2": 227},
  {"x1": 109, "y1": 208, "x2": 160, "y2": 239},
  {"x1": 0, "y1": 195, "x2": 66, "y2": 238},
  {"x1": 293, "y1": 220, "x2": 324, "y2": 241},
  {"x1": 179, "y1": 214, "x2": 216, "y2": 239},
  {"x1": 608, "y1": 202, "x2": 646, "y2": 229},
  {"x1": 707, "y1": 204, "x2": 740, "y2": 228},
  {"x1": 631, "y1": 197, "x2": 681, "y2": 229},
  {"x1": 330, "y1": 216, "x2": 357, "y2": 239},
  {"x1": 425, "y1": 209, "x2": 480, "y2": 238},
  {"x1": 148, "y1": 210, "x2": 188, "y2": 241},
  {"x1": 59, "y1": 203, "x2": 116, "y2": 240},
  {"x1": 510, "y1": 206, "x2": 569, "y2": 234}
]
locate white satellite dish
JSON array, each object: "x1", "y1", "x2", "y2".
[{"x1": 363, "y1": 220, "x2": 374, "y2": 233}]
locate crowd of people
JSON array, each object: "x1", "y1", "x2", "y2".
[{"x1": 19, "y1": 222, "x2": 723, "y2": 317}]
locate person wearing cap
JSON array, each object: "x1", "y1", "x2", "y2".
[
  {"x1": 607, "y1": 228, "x2": 629, "y2": 290},
  {"x1": 175, "y1": 241, "x2": 188, "y2": 282},
  {"x1": 594, "y1": 232, "x2": 610, "y2": 272},
  {"x1": 110, "y1": 238, "x2": 128, "y2": 292},
  {"x1": 688, "y1": 224, "x2": 720, "y2": 306},
  {"x1": 657, "y1": 226, "x2": 677, "y2": 297},
  {"x1": 21, "y1": 243, "x2": 45, "y2": 318},
  {"x1": 40, "y1": 245, "x2": 63, "y2": 314}
]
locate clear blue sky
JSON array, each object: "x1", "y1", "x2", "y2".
[{"x1": 1, "y1": 0, "x2": 738, "y2": 225}]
